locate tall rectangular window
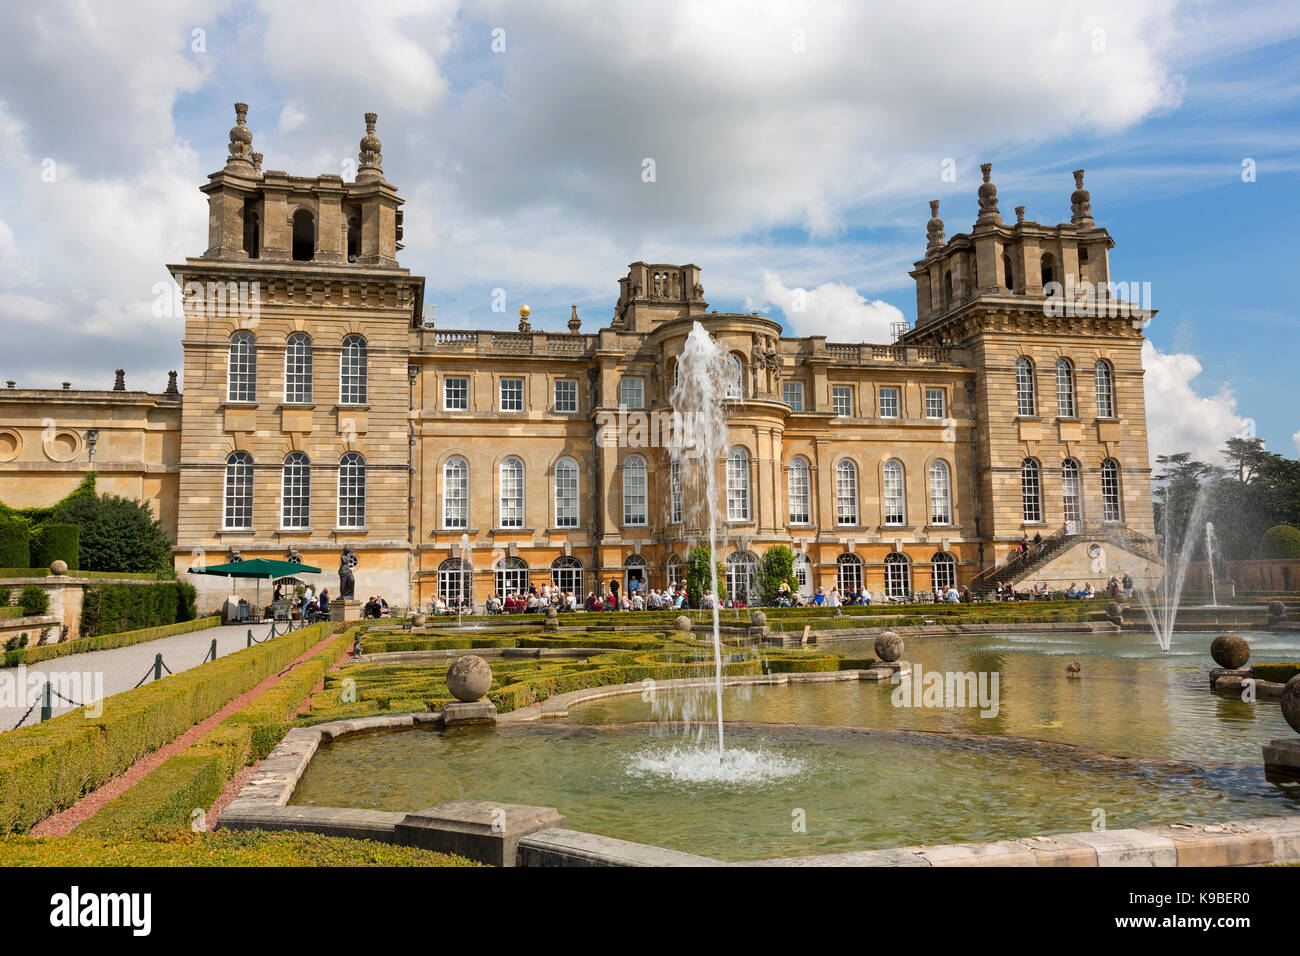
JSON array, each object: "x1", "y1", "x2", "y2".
[
  {"x1": 444, "y1": 376, "x2": 469, "y2": 411},
  {"x1": 783, "y1": 381, "x2": 804, "y2": 410},
  {"x1": 832, "y1": 385, "x2": 853, "y2": 417},
  {"x1": 879, "y1": 387, "x2": 900, "y2": 418},
  {"x1": 619, "y1": 376, "x2": 644, "y2": 409},
  {"x1": 500, "y1": 377, "x2": 524, "y2": 411},
  {"x1": 925, "y1": 387, "x2": 945, "y2": 419},
  {"x1": 554, "y1": 379, "x2": 577, "y2": 412},
  {"x1": 669, "y1": 460, "x2": 682, "y2": 524}
]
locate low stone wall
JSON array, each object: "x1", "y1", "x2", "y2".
[{"x1": 1187, "y1": 559, "x2": 1300, "y2": 593}]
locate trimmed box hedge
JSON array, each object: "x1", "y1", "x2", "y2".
[
  {"x1": 80, "y1": 581, "x2": 197, "y2": 638},
  {"x1": 12, "y1": 615, "x2": 221, "y2": 668},
  {"x1": 1253, "y1": 662, "x2": 1300, "y2": 684},
  {"x1": 30, "y1": 525, "x2": 79, "y2": 572},
  {"x1": 0, "y1": 620, "x2": 336, "y2": 834}
]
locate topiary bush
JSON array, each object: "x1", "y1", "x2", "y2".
[
  {"x1": 1260, "y1": 525, "x2": 1300, "y2": 560},
  {"x1": 757, "y1": 544, "x2": 796, "y2": 605},
  {"x1": 685, "y1": 544, "x2": 727, "y2": 608},
  {"x1": 30, "y1": 524, "x2": 79, "y2": 571},
  {"x1": 17, "y1": 585, "x2": 48, "y2": 617},
  {"x1": 52, "y1": 493, "x2": 172, "y2": 574},
  {"x1": 79, "y1": 582, "x2": 197, "y2": 638},
  {"x1": 0, "y1": 517, "x2": 30, "y2": 568}
]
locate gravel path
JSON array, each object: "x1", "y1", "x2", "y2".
[{"x1": 1, "y1": 620, "x2": 305, "y2": 731}]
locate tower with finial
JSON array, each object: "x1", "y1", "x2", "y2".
[
  {"x1": 976, "y1": 163, "x2": 1001, "y2": 226},
  {"x1": 358, "y1": 112, "x2": 383, "y2": 182},
  {"x1": 568, "y1": 305, "x2": 582, "y2": 333},
  {"x1": 1070, "y1": 169, "x2": 1094, "y2": 226},
  {"x1": 925, "y1": 200, "x2": 945, "y2": 254},
  {"x1": 226, "y1": 103, "x2": 255, "y2": 170}
]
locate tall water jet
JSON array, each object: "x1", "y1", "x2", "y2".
[
  {"x1": 1134, "y1": 481, "x2": 1212, "y2": 650},
  {"x1": 1205, "y1": 521, "x2": 1220, "y2": 608},
  {"x1": 458, "y1": 533, "x2": 471, "y2": 630},
  {"x1": 667, "y1": 322, "x2": 736, "y2": 757}
]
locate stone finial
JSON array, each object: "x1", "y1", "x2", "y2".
[
  {"x1": 5, "y1": 381, "x2": 13, "y2": 389},
  {"x1": 1070, "y1": 169, "x2": 1094, "y2": 226},
  {"x1": 251, "y1": 152, "x2": 263, "y2": 174},
  {"x1": 518, "y1": 304, "x2": 532, "y2": 333},
  {"x1": 166, "y1": 370, "x2": 179, "y2": 394},
  {"x1": 925, "y1": 199, "x2": 945, "y2": 253},
  {"x1": 568, "y1": 304, "x2": 582, "y2": 333},
  {"x1": 1015, "y1": 205, "x2": 1026, "y2": 225},
  {"x1": 976, "y1": 162, "x2": 1001, "y2": 225},
  {"x1": 113, "y1": 369, "x2": 125, "y2": 391},
  {"x1": 226, "y1": 102, "x2": 254, "y2": 169},
  {"x1": 358, "y1": 112, "x2": 383, "y2": 179},
  {"x1": 62, "y1": 381, "x2": 71, "y2": 390}
]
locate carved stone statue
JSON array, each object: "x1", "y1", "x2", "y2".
[{"x1": 338, "y1": 545, "x2": 358, "y2": 600}]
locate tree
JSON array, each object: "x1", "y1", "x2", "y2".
[
  {"x1": 757, "y1": 545, "x2": 796, "y2": 605},
  {"x1": 684, "y1": 545, "x2": 726, "y2": 608},
  {"x1": 53, "y1": 494, "x2": 173, "y2": 574},
  {"x1": 1260, "y1": 525, "x2": 1300, "y2": 559}
]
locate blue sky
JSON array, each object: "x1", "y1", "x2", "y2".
[{"x1": 1, "y1": 0, "x2": 1297, "y2": 463}]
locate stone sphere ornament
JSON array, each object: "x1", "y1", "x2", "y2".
[
  {"x1": 674, "y1": 615, "x2": 693, "y2": 633},
  {"x1": 1210, "y1": 633, "x2": 1251, "y2": 670},
  {"x1": 446, "y1": 655, "x2": 493, "y2": 702},
  {"x1": 749, "y1": 610, "x2": 767, "y2": 627},
  {"x1": 1281, "y1": 674, "x2": 1300, "y2": 735},
  {"x1": 874, "y1": 630, "x2": 904, "y2": 663},
  {"x1": 49, "y1": 560, "x2": 68, "y2": 576},
  {"x1": 1268, "y1": 601, "x2": 1287, "y2": 623}
]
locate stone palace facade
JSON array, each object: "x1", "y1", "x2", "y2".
[{"x1": 0, "y1": 105, "x2": 1161, "y2": 609}]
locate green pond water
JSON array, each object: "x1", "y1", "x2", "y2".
[{"x1": 290, "y1": 630, "x2": 1300, "y2": 861}]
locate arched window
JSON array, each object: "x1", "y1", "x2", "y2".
[
  {"x1": 1101, "y1": 459, "x2": 1122, "y2": 522},
  {"x1": 340, "y1": 334, "x2": 367, "y2": 405},
  {"x1": 1040, "y1": 253, "x2": 1055, "y2": 287},
  {"x1": 837, "y1": 553, "x2": 863, "y2": 595},
  {"x1": 336, "y1": 452, "x2": 366, "y2": 528},
  {"x1": 1016, "y1": 357, "x2": 1036, "y2": 416},
  {"x1": 666, "y1": 553, "x2": 682, "y2": 588},
  {"x1": 554, "y1": 456, "x2": 579, "y2": 528},
  {"x1": 943, "y1": 270, "x2": 953, "y2": 307},
  {"x1": 725, "y1": 551, "x2": 757, "y2": 604},
  {"x1": 291, "y1": 209, "x2": 315, "y2": 261},
  {"x1": 223, "y1": 451, "x2": 253, "y2": 529},
  {"x1": 928, "y1": 460, "x2": 952, "y2": 525},
  {"x1": 499, "y1": 456, "x2": 525, "y2": 528},
  {"x1": 931, "y1": 552, "x2": 956, "y2": 592},
  {"x1": 551, "y1": 555, "x2": 583, "y2": 596},
  {"x1": 1002, "y1": 253, "x2": 1014, "y2": 293},
  {"x1": 1062, "y1": 458, "x2": 1082, "y2": 527},
  {"x1": 1055, "y1": 358, "x2": 1076, "y2": 417},
  {"x1": 443, "y1": 456, "x2": 469, "y2": 529},
  {"x1": 1021, "y1": 458, "x2": 1042, "y2": 523},
  {"x1": 227, "y1": 330, "x2": 256, "y2": 403},
  {"x1": 622, "y1": 454, "x2": 647, "y2": 526},
  {"x1": 885, "y1": 552, "x2": 911, "y2": 599},
  {"x1": 725, "y1": 353, "x2": 744, "y2": 400},
  {"x1": 284, "y1": 333, "x2": 313, "y2": 404},
  {"x1": 787, "y1": 456, "x2": 811, "y2": 524},
  {"x1": 726, "y1": 446, "x2": 750, "y2": 521},
  {"x1": 794, "y1": 552, "x2": 813, "y2": 600},
  {"x1": 669, "y1": 459, "x2": 682, "y2": 524},
  {"x1": 437, "y1": 558, "x2": 473, "y2": 606},
  {"x1": 346, "y1": 214, "x2": 361, "y2": 263},
  {"x1": 242, "y1": 204, "x2": 260, "y2": 259},
  {"x1": 281, "y1": 452, "x2": 311, "y2": 529},
  {"x1": 883, "y1": 459, "x2": 905, "y2": 526},
  {"x1": 1094, "y1": 359, "x2": 1115, "y2": 418},
  {"x1": 494, "y1": 556, "x2": 529, "y2": 598},
  {"x1": 835, "y1": 459, "x2": 858, "y2": 525}
]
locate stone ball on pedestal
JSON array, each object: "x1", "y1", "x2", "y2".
[
  {"x1": 49, "y1": 560, "x2": 68, "y2": 576},
  {"x1": 675, "y1": 615, "x2": 693, "y2": 633},
  {"x1": 1268, "y1": 600, "x2": 1286, "y2": 621},
  {"x1": 411, "y1": 612, "x2": 427, "y2": 627},
  {"x1": 749, "y1": 610, "x2": 767, "y2": 627},
  {"x1": 1106, "y1": 601, "x2": 1122, "y2": 620},
  {"x1": 446, "y1": 654, "x2": 493, "y2": 702},
  {"x1": 874, "y1": 630, "x2": 904, "y2": 663},
  {"x1": 1210, "y1": 632, "x2": 1251, "y2": 670},
  {"x1": 1282, "y1": 674, "x2": 1300, "y2": 735}
]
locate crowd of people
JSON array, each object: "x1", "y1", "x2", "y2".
[{"x1": 995, "y1": 571, "x2": 1133, "y2": 602}]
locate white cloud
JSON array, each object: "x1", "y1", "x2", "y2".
[
  {"x1": 1292, "y1": 430, "x2": 1300, "y2": 458},
  {"x1": 1141, "y1": 340, "x2": 1247, "y2": 462},
  {"x1": 755, "y1": 270, "x2": 904, "y2": 342},
  {"x1": 278, "y1": 104, "x2": 308, "y2": 134}
]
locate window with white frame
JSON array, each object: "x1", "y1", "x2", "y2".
[
  {"x1": 223, "y1": 451, "x2": 254, "y2": 529},
  {"x1": 1021, "y1": 458, "x2": 1042, "y2": 523},
  {"x1": 281, "y1": 452, "x2": 311, "y2": 528},
  {"x1": 832, "y1": 385, "x2": 854, "y2": 417},
  {"x1": 883, "y1": 459, "x2": 905, "y2": 526},
  {"x1": 724, "y1": 354, "x2": 743, "y2": 400},
  {"x1": 444, "y1": 376, "x2": 469, "y2": 411},
  {"x1": 437, "y1": 558, "x2": 472, "y2": 606},
  {"x1": 554, "y1": 456, "x2": 579, "y2": 528},
  {"x1": 878, "y1": 386, "x2": 900, "y2": 418},
  {"x1": 669, "y1": 459, "x2": 682, "y2": 524},
  {"x1": 925, "y1": 387, "x2": 945, "y2": 419},
  {"x1": 554, "y1": 379, "x2": 578, "y2": 413},
  {"x1": 928, "y1": 460, "x2": 951, "y2": 524},
  {"x1": 885, "y1": 552, "x2": 911, "y2": 598},
  {"x1": 666, "y1": 553, "x2": 682, "y2": 588},
  {"x1": 340, "y1": 335, "x2": 367, "y2": 405},
  {"x1": 622, "y1": 455, "x2": 647, "y2": 526},
  {"x1": 619, "y1": 376, "x2": 644, "y2": 409},
  {"x1": 1016, "y1": 357, "x2": 1036, "y2": 416},
  {"x1": 1094, "y1": 360, "x2": 1115, "y2": 418},
  {"x1": 284, "y1": 333, "x2": 313, "y2": 404},
  {"x1": 336, "y1": 452, "x2": 366, "y2": 528},
  {"x1": 726, "y1": 446, "x2": 750, "y2": 521},
  {"x1": 227, "y1": 331, "x2": 256, "y2": 402},
  {"x1": 495, "y1": 556, "x2": 529, "y2": 598},
  {"x1": 499, "y1": 456, "x2": 525, "y2": 527},
  {"x1": 443, "y1": 456, "x2": 469, "y2": 529},
  {"x1": 837, "y1": 553, "x2": 863, "y2": 595},
  {"x1": 835, "y1": 459, "x2": 858, "y2": 525},
  {"x1": 726, "y1": 551, "x2": 757, "y2": 603},
  {"x1": 551, "y1": 556, "x2": 583, "y2": 596},
  {"x1": 783, "y1": 381, "x2": 804, "y2": 410},
  {"x1": 1055, "y1": 359, "x2": 1076, "y2": 417},
  {"x1": 787, "y1": 457, "x2": 811, "y2": 524},
  {"x1": 1101, "y1": 458, "x2": 1122, "y2": 522},
  {"x1": 930, "y1": 552, "x2": 956, "y2": 592},
  {"x1": 499, "y1": 377, "x2": 524, "y2": 411},
  {"x1": 1062, "y1": 458, "x2": 1082, "y2": 526}
]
